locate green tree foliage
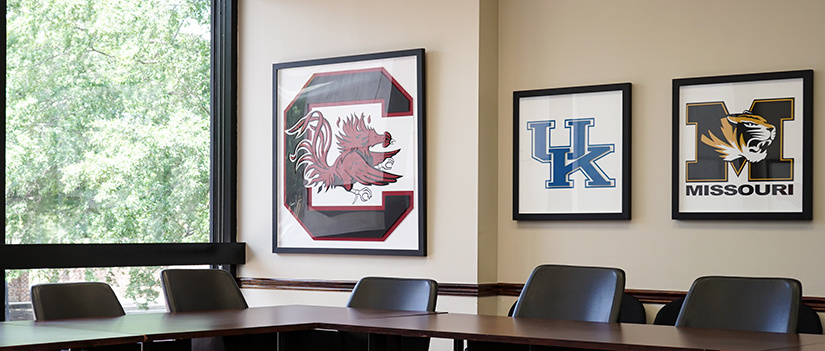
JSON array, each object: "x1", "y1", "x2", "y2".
[{"x1": 6, "y1": 0, "x2": 210, "y2": 306}]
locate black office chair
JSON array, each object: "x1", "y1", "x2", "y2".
[
  {"x1": 652, "y1": 297, "x2": 684, "y2": 326},
  {"x1": 161, "y1": 269, "x2": 248, "y2": 312},
  {"x1": 675, "y1": 276, "x2": 802, "y2": 333},
  {"x1": 32, "y1": 282, "x2": 126, "y2": 321},
  {"x1": 654, "y1": 296, "x2": 822, "y2": 334},
  {"x1": 31, "y1": 282, "x2": 140, "y2": 351},
  {"x1": 161, "y1": 269, "x2": 272, "y2": 351},
  {"x1": 500, "y1": 292, "x2": 644, "y2": 323},
  {"x1": 796, "y1": 303, "x2": 824, "y2": 334},
  {"x1": 347, "y1": 276, "x2": 438, "y2": 311},
  {"x1": 284, "y1": 276, "x2": 438, "y2": 351},
  {"x1": 467, "y1": 264, "x2": 626, "y2": 351},
  {"x1": 512, "y1": 264, "x2": 625, "y2": 321},
  {"x1": 345, "y1": 277, "x2": 438, "y2": 351},
  {"x1": 618, "y1": 293, "x2": 646, "y2": 324}
]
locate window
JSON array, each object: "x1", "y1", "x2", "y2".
[
  {"x1": 3, "y1": 0, "x2": 241, "y2": 321},
  {"x1": 6, "y1": 0, "x2": 213, "y2": 245}
]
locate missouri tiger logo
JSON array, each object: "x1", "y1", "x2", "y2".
[
  {"x1": 685, "y1": 99, "x2": 793, "y2": 183},
  {"x1": 700, "y1": 110, "x2": 776, "y2": 164}
]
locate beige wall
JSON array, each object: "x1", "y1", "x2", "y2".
[
  {"x1": 498, "y1": 0, "x2": 825, "y2": 296},
  {"x1": 236, "y1": 0, "x2": 825, "y2": 327},
  {"x1": 476, "y1": 0, "x2": 500, "y2": 316},
  {"x1": 236, "y1": 0, "x2": 485, "y2": 314}
]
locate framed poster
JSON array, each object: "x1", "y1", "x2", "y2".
[
  {"x1": 513, "y1": 83, "x2": 631, "y2": 220},
  {"x1": 273, "y1": 49, "x2": 426, "y2": 255},
  {"x1": 672, "y1": 70, "x2": 813, "y2": 220}
]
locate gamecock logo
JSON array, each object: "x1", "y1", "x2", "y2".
[
  {"x1": 281, "y1": 68, "x2": 415, "y2": 241},
  {"x1": 286, "y1": 111, "x2": 401, "y2": 203}
]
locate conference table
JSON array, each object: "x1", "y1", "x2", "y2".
[{"x1": 2, "y1": 305, "x2": 825, "y2": 351}]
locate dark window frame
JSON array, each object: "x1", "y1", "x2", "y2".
[{"x1": 1, "y1": 0, "x2": 244, "y2": 321}]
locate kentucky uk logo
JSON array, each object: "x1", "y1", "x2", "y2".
[
  {"x1": 684, "y1": 98, "x2": 794, "y2": 197},
  {"x1": 528, "y1": 118, "x2": 615, "y2": 189}
]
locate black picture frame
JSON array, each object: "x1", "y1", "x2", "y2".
[
  {"x1": 272, "y1": 49, "x2": 426, "y2": 255},
  {"x1": 672, "y1": 70, "x2": 813, "y2": 220},
  {"x1": 513, "y1": 83, "x2": 631, "y2": 220}
]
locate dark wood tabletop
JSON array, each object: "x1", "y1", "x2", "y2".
[
  {"x1": 317, "y1": 312, "x2": 825, "y2": 351},
  {"x1": 3, "y1": 305, "x2": 825, "y2": 351},
  {"x1": 135, "y1": 304, "x2": 437, "y2": 341},
  {"x1": 768, "y1": 344, "x2": 825, "y2": 351},
  {"x1": 0, "y1": 319, "x2": 145, "y2": 351},
  {"x1": 0, "y1": 305, "x2": 435, "y2": 350}
]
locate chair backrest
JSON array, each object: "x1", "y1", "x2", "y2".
[
  {"x1": 652, "y1": 297, "x2": 684, "y2": 326},
  {"x1": 161, "y1": 269, "x2": 248, "y2": 312},
  {"x1": 675, "y1": 276, "x2": 801, "y2": 333},
  {"x1": 31, "y1": 282, "x2": 125, "y2": 321},
  {"x1": 512, "y1": 264, "x2": 626, "y2": 323},
  {"x1": 656, "y1": 296, "x2": 822, "y2": 334},
  {"x1": 797, "y1": 303, "x2": 823, "y2": 334},
  {"x1": 618, "y1": 293, "x2": 646, "y2": 324},
  {"x1": 506, "y1": 292, "x2": 645, "y2": 324},
  {"x1": 347, "y1": 276, "x2": 438, "y2": 312}
]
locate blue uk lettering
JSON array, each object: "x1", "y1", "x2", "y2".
[{"x1": 527, "y1": 118, "x2": 615, "y2": 189}]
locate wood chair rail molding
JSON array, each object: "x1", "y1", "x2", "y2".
[{"x1": 237, "y1": 278, "x2": 825, "y2": 311}]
